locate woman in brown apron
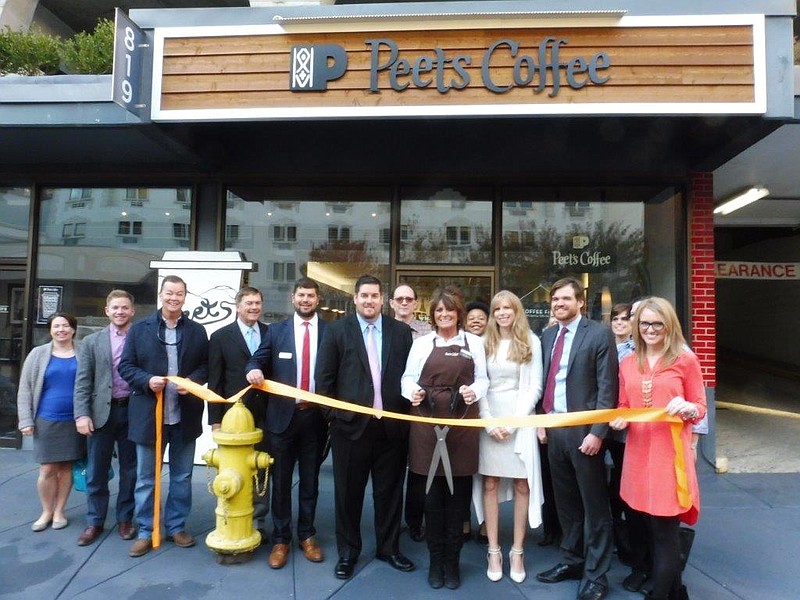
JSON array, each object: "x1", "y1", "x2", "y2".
[{"x1": 401, "y1": 286, "x2": 489, "y2": 590}]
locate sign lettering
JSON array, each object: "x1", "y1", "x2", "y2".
[{"x1": 715, "y1": 262, "x2": 800, "y2": 280}]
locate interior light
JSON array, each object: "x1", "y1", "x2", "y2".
[
  {"x1": 121, "y1": 211, "x2": 127, "y2": 216},
  {"x1": 714, "y1": 187, "x2": 769, "y2": 215},
  {"x1": 165, "y1": 212, "x2": 170, "y2": 216}
]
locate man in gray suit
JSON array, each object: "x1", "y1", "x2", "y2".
[
  {"x1": 535, "y1": 278, "x2": 619, "y2": 600},
  {"x1": 74, "y1": 289, "x2": 138, "y2": 546}
]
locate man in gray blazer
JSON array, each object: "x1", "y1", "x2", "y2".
[
  {"x1": 535, "y1": 278, "x2": 619, "y2": 600},
  {"x1": 74, "y1": 290, "x2": 138, "y2": 546}
]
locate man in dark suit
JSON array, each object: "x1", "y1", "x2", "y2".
[
  {"x1": 535, "y1": 277, "x2": 619, "y2": 600},
  {"x1": 246, "y1": 277, "x2": 327, "y2": 569},
  {"x1": 119, "y1": 275, "x2": 208, "y2": 558},
  {"x1": 208, "y1": 286, "x2": 269, "y2": 533},
  {"x1": 73, "y1": 289, "x2": 138, "y2": 546},
  {"x1": 315, "y1": 274, "x2": 414, "y2": 580}
]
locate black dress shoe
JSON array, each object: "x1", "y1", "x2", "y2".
[
  {"x1": 376, "y1": 553, "x2": 415, "y2": 572},
  {"x1": 335, "y1": 558, "x2": 356, "y2": 579},
  {"x1": 536, "y1": 562, "x2": 584, "y2": 583},
  {"x1": 622, "y1": 570, "x2": 649, "y2": 592},
  {"x1": 408, "y1": 524, "x2": 425, "y2": 542},
  {"x1": 577, "y1": 580, "x2": 608, "y2": 600}
]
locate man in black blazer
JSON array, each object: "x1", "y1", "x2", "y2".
[
  {"x1": 119, "y1": 275, "x2": 208, "y2": 558},
  {"x1": 207, "y1": 286, "x2": 269, "y2": 532},
  {"x1": 535, "y1": 277, "x2": 619, "y2": 600},
  {"x1": 246, "y1": 277, "x2": 328, "y2": 569},
  {"x1": 315, "y1": 275, "x2": 414, "y2": 580}
]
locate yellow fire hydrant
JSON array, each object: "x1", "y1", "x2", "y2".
[{"x1": 203, "y1": 399, "x2": 272, "y2": 562}]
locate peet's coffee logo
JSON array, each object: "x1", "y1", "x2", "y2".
[
  {"x1": 290, "y1": 36, "x2": 611, "y2": 96},
  {"x1": 552, "y1": 250, "x2": 613, "y2": 269}
]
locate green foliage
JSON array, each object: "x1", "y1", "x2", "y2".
[
  {"x1": 61, "y1": 18, "x2": 114, "y2": 75},
  {"x1": 0, "y1": 18, "x2": 114, "y2": 76},
  {"x1": 0, "y1": 27, "x2": 62, "y2": 75}
]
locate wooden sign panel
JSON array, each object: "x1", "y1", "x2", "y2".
[{"x1": 150, "y1": 15, "x2": 765, "y2": 120}]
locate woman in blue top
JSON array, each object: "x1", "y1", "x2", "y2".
[{"x1": 17, "y1": 312, "x2": 84, "y2": 532}]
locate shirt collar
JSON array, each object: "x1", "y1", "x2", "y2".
[{"x1": 356, "y1": 313, "x2": 382, "y2": 333}]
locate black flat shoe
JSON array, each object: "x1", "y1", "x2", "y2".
[
  {"x1": 535, "y1": 562, "x2": 584, "y2": 584},
  {"x1": 335, "y1": 558, "x2": 356, "y2": 579},
  {"x1": 577, "y1": 580, "x2": 608, "y2": 600},
  {"x1": 376, "y1": 553, "x2": 415, "y2": 572},
  {"x1": 623, "y1": 570, "x2": 649, "y2": 592}
]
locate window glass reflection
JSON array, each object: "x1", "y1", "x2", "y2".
[{"x1": 225, "y1": 188, "x2": 391, "y2": 322}]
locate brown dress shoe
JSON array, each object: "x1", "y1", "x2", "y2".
[
  {"x1": 118, "y1": 521, "x2": 136, "y2": 540},
  {"x1": 129, "y1": 538, "x2": 152, "y2": 558},
  {"x1": 299, "y1": 537, "x2": 324, "y2": 563},
  {"x1": 269, "y1": 543, "x2": 290, "y2": 569},
  {"x1": 77, "y1": 525, "x2": 104, "y2": 546},
  {"x1": 167, "y1": 531, "x2": 196, "y2": 548}
]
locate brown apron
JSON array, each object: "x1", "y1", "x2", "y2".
[{"x1": 409, "y1": 337, "x2": 479, "y2": 477}]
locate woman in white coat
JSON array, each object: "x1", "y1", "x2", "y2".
[{"x1": 477, "y1": 290, "x2": 543, "y2": 583}]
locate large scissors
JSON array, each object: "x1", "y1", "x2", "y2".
[{"x1": 423, "y1": 387, "x2": 465, "y2": 495}]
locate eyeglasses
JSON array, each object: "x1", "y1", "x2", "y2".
[
  {"x1": 611, "y1": 316, "x2": 630, "y2": 322},
  {"x1": 639, "y1": 321, "x2": 665, "y2": 332},
  {"x1": 393, "y1": 296, "x2": 415, "y2": 304}
]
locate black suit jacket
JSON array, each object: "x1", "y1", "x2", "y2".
[
  {"x1": 207, "y1": 320, "x2": 269, "y2": 426},
  {"x1": 538, "y1": 316, "x2": 619, "y2": 439},
  {"x1": 315, "y1": 313, "x2": 412, "y2": 441},
  {"x1": 245, "y1": 316, "x2": 327, "y2": 435}
]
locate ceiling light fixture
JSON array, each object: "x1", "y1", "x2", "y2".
[{"x1": 713, "y1": 186, "x2": 769, "y2": 215}]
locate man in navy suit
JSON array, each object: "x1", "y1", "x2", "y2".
[
  {"x1": 119, "y1": 275, "x2": 208, "y2": 558},
  {"x1": 315, "y1": 274, "x2": 414, "y2": 580},
  {"x1": 246, "y1": 277, "x2": 327, "y2": 569},
  {"x1": 535, "y1": 277, "x2": 619, "y2": 600},
  {"x1": 208, "y1": 286, "x2": 269, "y2": 532}
]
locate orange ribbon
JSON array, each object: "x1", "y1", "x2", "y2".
[{"x1": 150, "y1": 377, "x2": 691, "y2": 543}]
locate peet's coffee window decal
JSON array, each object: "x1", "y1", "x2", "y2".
[{"x1": 150, "y1": 15, "x2": 765, "y2": 121}]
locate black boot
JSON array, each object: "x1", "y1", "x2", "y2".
[
  {"x1": 443, "y1": 509, "x2": 464, "y2": 590},
  {"x1": 426, "y1": 509, "x2": 445, "y2": 589}
]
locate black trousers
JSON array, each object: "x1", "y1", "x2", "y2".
[
  {"x1": 268, "y1": 406, "x2": 327, "y2": 543},
  {"x1": 548, "y1": 425, "x2": 614, "y2": 585},
  {"x1": 331, "y1": 419, "x2": 408, "y2": 559},
  {"x1": 647, "y1": 515, "x2": 683, "y2": 598},
  {"x1": 404, "y1": 470, "x2": 426, "y2": 529}
]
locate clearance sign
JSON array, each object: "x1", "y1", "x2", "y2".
[
  {"x1": 715, "y1": 262, "x2": 800, "y2": 280},
  {"x1": 149, "y1": 14, "x2": 765, "y2": 121}
]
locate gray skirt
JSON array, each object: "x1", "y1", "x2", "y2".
[{"x1": 33, "y1": 416, "x2": 85, "y2": 464}]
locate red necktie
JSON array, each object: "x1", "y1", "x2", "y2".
[
  {"x1": 300, "y1": 321, "x2": 310, "y2": 391},
  {"x1": 542, "y1": 326, "x2": 568, "y2": 414}
]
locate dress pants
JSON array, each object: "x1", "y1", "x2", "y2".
[
  {"x1": 547, "y1": 425, "x2": 614, "y2": 585},
  {"x1": 331, "y1": 419, "x2": 407, "y2": 559},
  {"x1": 268, "y1": 406, "x2": 326, "y2": 543},
  {"x1": 404, "y1": 470, "x2": 426, "y2": 530},
  {"x1": 85, "y1": 402, "x2": 137, "y2": 526}
]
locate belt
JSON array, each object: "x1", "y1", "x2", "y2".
[{"x1": 111, "y1": 397, "x2": 129, "y2": 407}]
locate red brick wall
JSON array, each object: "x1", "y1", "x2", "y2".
[{"x1": 689, "y1": 171, "x2": 716, "y2": 387}]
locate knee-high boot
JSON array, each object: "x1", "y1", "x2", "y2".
[
  {"x1": 425, "y1": 509, "x2": 446, "y2": 589},
  {"x1": 443, "y1": 508, "x2": 464, "y2": 589}
]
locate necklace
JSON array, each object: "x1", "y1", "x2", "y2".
[{"x1": 641, "y1": 377, "x2": 653, "y2": 407}]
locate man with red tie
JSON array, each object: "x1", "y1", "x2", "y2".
[
  {"x1": 246, "y1": 277, "x2": 327, "y2": 569},
  {"x1": 535, "y1": 277, "x2": 619, "y2": 600}
]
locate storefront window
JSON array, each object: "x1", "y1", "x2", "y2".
[
  {"x1": 34, "y1": 187, "x2": 193, "y2": 345},
  {"x1": 399, "y1": 187, "x2": 493, "y2": 265},
  {"x1": 500, "y1": 187, "x2": 656, "y2": 334},
  {"x1": 0, "y1": 187, "x2": 31, "y2": 445},
  {"x1": 225, "y1": 187, "x2": 391, "y2": 322}
]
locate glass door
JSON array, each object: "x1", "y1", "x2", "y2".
[
  {"x1": 395, "y1": 267, "x2": 494, "y2": 325},
  {"x1": 0, "y1": 266, "x2": 26, "y2": 448}
]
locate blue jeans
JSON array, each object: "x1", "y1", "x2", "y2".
[
  {"x1": 134, "y1": 423, "x2": 196, "y2": 539},
  {"x1": 86, "y1": 403, "x2": 137, "y2": 526}
]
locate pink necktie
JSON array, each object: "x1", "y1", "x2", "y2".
[
  {"x1": 300, "y1": 321, "x2": 310, "y2": 392},
  {"x1": 366, "y1": 323, "x2": 383, "y2": 415},
  {"x1": 542, "y1": 326, "x2": 568, "y2": 414}
]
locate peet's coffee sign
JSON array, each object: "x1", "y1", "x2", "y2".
[
  {"x1": 290, "y1": 37, "x2": 610, "y2": 97},
  {"x1": 552, "y1": 249, "x2": 615, "y2": 272}
]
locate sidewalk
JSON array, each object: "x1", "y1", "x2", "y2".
[{"x1": 1, "y1": 447, "x2": 798, "y2": 600}]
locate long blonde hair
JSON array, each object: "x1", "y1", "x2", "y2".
[
  {"x1": 484, "y1": 290, "x2": 532, "y2": 364},
  {"x1": 632, "y1": 296, "x2": 687, "y2": 370}
]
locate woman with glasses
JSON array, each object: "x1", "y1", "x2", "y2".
[
  {"x1": 609, "y1": 297, "x2": 705, "y2": 600},
  {"x1": 17, "y1": 312, "x2": 84, "y2": 532}
]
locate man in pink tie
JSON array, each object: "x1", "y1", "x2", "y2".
[
  {"x1": 315, "y1": 275, "x2": 414, "y2": 580},
  {"x1": 246, "y1": 278, "x2": 327, "y2": 569},
  {"x1": 535, "y1": 277, "x2": 619, "y2": 600}
]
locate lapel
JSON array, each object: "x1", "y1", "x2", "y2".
[
  {"x1": 278, "y1": 318, "x2": 296, "y2": 367},
  {"x1": 351, "y1": 315, "x2": 371, "y2": 375},
  {"x1": 380, "y1": 315, "x2": 392, "y2": 372},
  {"x1": 229, "y1": 321, "x2": 250, "y2": 357},
  {"x1": 566, "y1": 317, "x2": 589, "y2": 374},
  {"x1": 541, "y1": 325, "x2": 556, "y2": 374},
  {"x1": 98, "y1": 326, "x2": 112, "y2": 369}
]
